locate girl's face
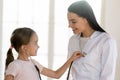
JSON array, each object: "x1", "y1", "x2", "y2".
[
  {"x1": 25, "y1": 33, "x2": 39, "y2": 56},
  {"x1": 67, "y1": 12, "x2": 88, "y2": 34}
]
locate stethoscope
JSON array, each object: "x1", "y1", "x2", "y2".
[
  {"x1": 34, "y1": 64, "x2": 42, "y2": 80},
  {"x1": 66, "y1": 35, "x2": 88, "y2": 80},
  {"x1": 29, "y1": 56, "x2": 42, "y2": 80},
  {"x1": 67, "y1": 61, "x2": 73, "y2": 80},
  {"x1": 25, "y1": 49, "x2": 42, "y2": 80}
]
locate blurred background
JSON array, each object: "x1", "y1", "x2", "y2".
[{"x1": 0, "y1": 0, "x2": 120, "y2": 80}]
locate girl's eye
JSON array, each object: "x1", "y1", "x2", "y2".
[{"x1": 72, "y1": 22, "x2": 76, "y2": 23}]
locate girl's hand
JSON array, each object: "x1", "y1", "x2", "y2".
[{"x1": 70, "y1": 51, "x2": 84, "y2": 61}]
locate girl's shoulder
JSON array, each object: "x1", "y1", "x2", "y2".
[
  {"x1": 5, "y1": 60, "x2": 20, "y2": 75},
  {"x1": 31, "y1": 59, "x2": 44, "y2": 72},
  {"x1": 7, "y1": 60, "x2": 23, "y2": 68},
  {"x1": 31, "y1": 59, "x2": 43, "y2": 67},
  {"x1": 8, "y1": 60, "x2": 20, "y2": 66}
]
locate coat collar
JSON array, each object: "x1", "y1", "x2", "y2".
[{"x1": 89, "y1": 31, "x2": 102, "y2": 39}]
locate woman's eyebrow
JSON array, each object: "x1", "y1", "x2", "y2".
[{"x1": 69, "y1": 19, "x2": 76, "y2": 21}]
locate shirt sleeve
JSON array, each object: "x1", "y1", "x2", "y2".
[
  {"x1": 32, "y1": 59, "x2": 44, "y2": 73},
  {"x1": 5, "y1": 61, "x2": 19, "y2": 77},
  {"x1": 67, "y1": 34, "x2": 80, "y2": 59},
  {"x1": 68, "y1": 37, "x2": 73, "y2": 59},
  {"x1": 100, "y1": 38, "x2": 117, "y2": 80}
]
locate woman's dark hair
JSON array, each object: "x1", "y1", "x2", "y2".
[
  {"x1": 68, "y1": 0, "x2": 105, "y2": 32},
  {"x1": 5, "y1": 27, "x2": 35, "y2": 69}
]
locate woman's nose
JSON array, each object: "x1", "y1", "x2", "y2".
[{"x1": 68, "y1": 23, "x2": 72, "y2": 28}]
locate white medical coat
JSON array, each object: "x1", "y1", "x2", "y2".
[{"x1": 68, "y1": 31, "x2": 117, "y2": 80}]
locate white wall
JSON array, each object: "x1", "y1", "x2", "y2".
[
  {"x1": 103, "y1": 0, "x2": 120, "y2": 80},
  {"x1": 0, "y1": 0, "x2": 3, "y2": 79}
]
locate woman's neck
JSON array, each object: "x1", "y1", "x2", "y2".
[{"x1": 81, "y1": 29, "x2": 95, "y2": 37}]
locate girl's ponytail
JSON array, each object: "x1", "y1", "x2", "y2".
[{"x1": 5, "y1": 47, "x2": 14, "y2": 69}]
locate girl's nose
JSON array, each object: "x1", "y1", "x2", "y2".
[{"x1": 37, "y1": 45, "x2": 40, "y2": 48}]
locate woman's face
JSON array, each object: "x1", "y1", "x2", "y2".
[{"x1": 67, "y1": 12, "x2": 88, "y2": 34}]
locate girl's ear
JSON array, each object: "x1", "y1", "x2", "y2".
[{"x1": 21, "y1": 45, "x2": 27, "y2": 52}]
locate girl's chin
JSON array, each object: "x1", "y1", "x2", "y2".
[
  {"x1": 32, "y1": 54, "x2": 37, "y2": 56},
  {"x1": 73, "y1": 31, "x2": 80, "y2": 34},
  {"x1": 32, "y1": 52, "x2": 37, "y2": 56}
]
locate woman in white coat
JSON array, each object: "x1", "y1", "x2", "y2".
[{"x1": 67, "y1": 1, "x2": 117, "y2": 80}]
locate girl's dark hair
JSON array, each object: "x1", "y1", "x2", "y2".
[
  {"x1": 5, "y1": 27, "x2": 35, "y2": 69},
  {"x1": 68, "y1": 0, "x2": 105, "y2": 32}
]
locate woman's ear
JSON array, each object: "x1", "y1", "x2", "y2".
[{"x1": 83, "y1": 18, "x2": 88, "y2": 24}]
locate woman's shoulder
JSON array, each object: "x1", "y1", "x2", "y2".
[
  {"x1": 96, "y1": 31, "x2": 116, "y2": 44},
  {"x1": 93, "y1": 31, "x2": 114, "y2": 39},
  {"x1": 101, "y1": 32, "x2": 115, "y2": 41}
]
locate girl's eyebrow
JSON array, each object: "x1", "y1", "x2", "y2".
[{"x1": 69, "y1": 19, "x2": 76, "y2": 21}]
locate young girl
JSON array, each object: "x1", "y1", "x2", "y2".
[{"x1": 5, "y1": 27, "x2": 84, "y2": 80}]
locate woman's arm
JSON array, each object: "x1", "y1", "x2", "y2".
[
  {"x1": 5, "y1": 75, "x2": 14, "y2": 80},
  {"x1": 100, "y1": 39, "x2": 117, "y2": 80},
  {"x1": 41, "y1": 51, "x2": 84, "y2": 79}
]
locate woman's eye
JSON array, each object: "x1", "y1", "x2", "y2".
[{"x1": 35, "y1": 42, "x2": 37, "y2": 45}]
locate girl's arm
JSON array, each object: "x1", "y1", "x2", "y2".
[
  {"x1": 5, "y1": 75, "x2": 14, "y2": 80},
  {"x1": 41, "y1": 51, "x2": 84, "y2": 79}
]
